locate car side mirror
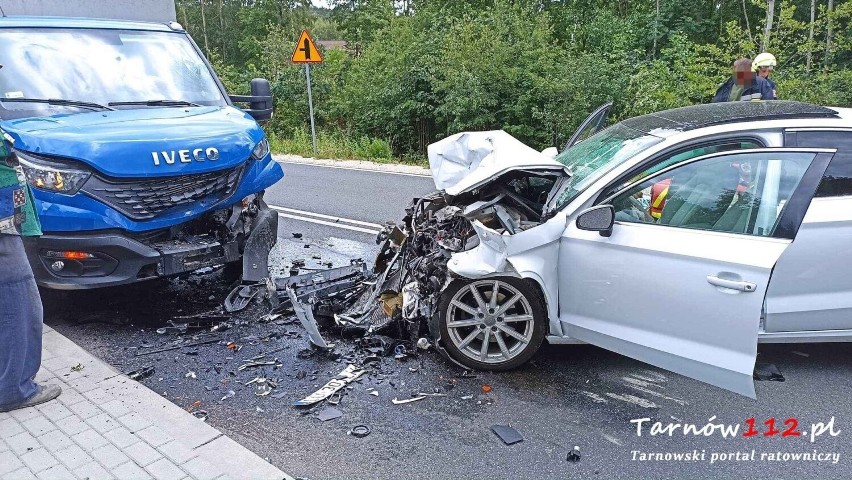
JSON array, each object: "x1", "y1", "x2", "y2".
[
  {"x1": 229, "y1": 78, "x2": 273, "y2": 123},
  {"x1": 575, "y1": 205, "x2": 615, "y2": 237}
]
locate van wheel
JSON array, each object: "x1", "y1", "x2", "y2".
[{"x1": 437, "y1": 277, "x2": 546, "y2": 371}]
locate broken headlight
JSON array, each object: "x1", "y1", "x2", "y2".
[
  {"x1": 251, "y1": 138, "x2": 270, "y2": 160},
  {"x1": 16, "y1": 151, "x2": 92, "y2": 194}
]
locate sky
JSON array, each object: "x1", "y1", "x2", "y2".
[{"x1": 311, "y1": 0, "x2": 333, "y2": 8}]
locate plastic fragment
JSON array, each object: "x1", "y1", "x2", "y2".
[
  {"x1": 567, "y1": 446, "x2": 581, "y2": 462},
  {"x1": 392, "y1": 395, "x2": 426, "y2": 405},
  {"x1": 349, "y1": 425, "x2": 371, "y2": 438},
  {"x1": 481, "y1": 385, "x2": 492, "y2": 393},
  {"x1": 317, "y1": 407, "x2": 343, "y2": 422},
  {"x1": 753, "y1": 363, "x2": 785, "y2": 382},
  {"x1": 491, "y1": 425, "x2": 523, "y2": 445}
]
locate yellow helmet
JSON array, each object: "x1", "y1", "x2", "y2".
[{"x1": 753, "y1": 52, "x2": 777, "y2": 71}]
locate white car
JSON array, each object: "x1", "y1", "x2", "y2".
[{"x1": 413, "y1": 101, "x2": 852, "y2": 398}]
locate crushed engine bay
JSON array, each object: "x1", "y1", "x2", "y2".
[{"x1": 224, "y1": 131, "x2": 568, "y2": 353}]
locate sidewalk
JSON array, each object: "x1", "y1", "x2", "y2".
[{"x1": 0, "y1": 325, "x2": 291, "y2": 480}]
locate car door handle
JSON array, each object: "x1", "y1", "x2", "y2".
[{"x1": 706, "y1": 275, "x2": 757, "y2": 292}]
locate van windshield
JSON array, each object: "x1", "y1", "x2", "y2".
[{"x1": 0, "y1": 27, "x2": 226, "y2": 120}]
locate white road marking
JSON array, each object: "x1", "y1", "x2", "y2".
[
  {"x1": 270, "y1": 205, "x2": 382, "y2": 235},
  {"x1": 277, "y1": 159, "x2": 431, "y2": 178},
  {"x1": 271, "y1": 205, "x2": 383, "y2": 229}
]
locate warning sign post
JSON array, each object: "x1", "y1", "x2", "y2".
[{"x1": 291, "y1": 30, "x2": 323, "y2": 156}]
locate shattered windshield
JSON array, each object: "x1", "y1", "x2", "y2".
[{"x1": 551, "y1": 124, "x2": 664, "y2": 210}]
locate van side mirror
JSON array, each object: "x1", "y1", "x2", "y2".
[
  {"x1": 229, "y1": 78, "x2": 273, "y2": 123},
  {"x1": 575, "y1": 205, "x2": 614, "y2": 237}
]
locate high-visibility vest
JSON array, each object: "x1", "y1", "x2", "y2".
[{"x1": 649, "y1": 178, "x2": 672, "y2": 220}]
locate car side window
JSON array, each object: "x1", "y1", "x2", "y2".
[
  {"x1": 610, "y1": 151, "x2": 816, "y2": 237},
  {"x1": 786, "y1": 131, "x2": 852, "y2": 197},
  {"x1": 602, "y1": 140, "x2": 763, "y2": 199}
]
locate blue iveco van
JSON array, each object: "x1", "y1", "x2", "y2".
[{"x1": 0, "y1": 16, "x2": 283, "y2": 289}]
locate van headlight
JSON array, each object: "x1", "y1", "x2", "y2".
[
  {"x1": 16, "y1": 151, "x2": 92, "y2": 194},
  {"x1": 251, "y1": 138, "x2": 270, "y2": 160}
]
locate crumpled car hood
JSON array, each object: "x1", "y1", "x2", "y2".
[{"x1": 428, "y1": 130, "x2": 567, "y2": 196}]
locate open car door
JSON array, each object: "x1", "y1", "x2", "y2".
[
  {"x1": 557, "y1": 148, "x2": 834, "y2": 397},
  {"x1": 562, "y1": 102, "x2": 613, "y2": 151}
]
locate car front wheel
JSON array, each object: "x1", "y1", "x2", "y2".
[{"x1": 437, "y1": 277, "x2": 547, "y2": 371}]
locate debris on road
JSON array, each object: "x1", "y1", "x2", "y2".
[
  {"x1": 566, "y1": 446, "x2": 581, "y2": 462},
  {"x1": 792, "y1": 351, "x2": 810, "y2": 357},
  {"x1": 348, "y1": 425, "x2": 371, "y2": 438},
  {"x1": 293, "y1": 364, "x2": 365, "y2": 407},
  {"x1": 127, "y1": 365, "x2": 155, "y2": 381},
  {"x1": 753, "y1": 363, "x2": 785, "y2": 382},
  {"x1": 221, "y1": 390, "x2": 236, "y2": 401},
  {"x1": 247, "y1": 377, "x2": 276, "y2": 396},
  {"x1": 491, "y1": 425, "x2": 523, "y2": 445},
  {"x1": 392, "y1": 395, "x2": 426, "y2": 405},
  {"x1": 481, "y1": 385, "x2": 492, "y2": 393},
  {"x1": 317, "y1": 407, "x2": 343, "y2": 422},
  {"x1": 135, "y1": 337, "x2": 222, "y2": 356},
  {"x1": 70, "y1": 363, "x2": 84, "y2": 372}
]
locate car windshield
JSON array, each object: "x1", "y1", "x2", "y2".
[
  {"x1": 550, "y1": 123, "x2": 664, "y2": 210},
  {"x1": 0, "y1": 27, "x2": 226, "y2": 120}
]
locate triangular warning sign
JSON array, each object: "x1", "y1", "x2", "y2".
[{"x1": 291, "y1": 30, "x2": 323, "y2": 64}]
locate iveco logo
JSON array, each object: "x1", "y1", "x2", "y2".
[{"x1": 151, "y1": 147, "x2": 220, "y2": 166}]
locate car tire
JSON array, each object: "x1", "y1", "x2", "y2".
[{"x1": 437, "y1": 277, "x2": 547, "y2": 371}]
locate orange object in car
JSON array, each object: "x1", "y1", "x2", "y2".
[{"x1": 649, "y1": 178, "x2": 673, "y2": 219}]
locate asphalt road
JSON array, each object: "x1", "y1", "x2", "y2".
[{"x1": 46, "y1": 161, "x2": 852, "y2": 480}]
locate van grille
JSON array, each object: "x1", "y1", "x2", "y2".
[{"x1": 82, "y1": 166, "x2": 243, "y2": 220}]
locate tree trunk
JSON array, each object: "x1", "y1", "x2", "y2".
[
  {"x1": 199, "y1": 0, "x2": 210, "y2": 55},
  {"x1": 219, "y1": 0, "x2": 226, "y2": 63},
  {"x1": 652, "y1": 0, "x2": 659, "y2": 58},
  {"x1": 762, "y1": 0, "x2": 775, "y2": 51},
  {"x1": 806, "y1": 0, "x2": 815, "y2": 73},
  {"x1": 742, "y1": 0, "x2": 755, "y2": 47},
  {"x1": 825, "y1": 0, "x2": 834, "y2": 67}
]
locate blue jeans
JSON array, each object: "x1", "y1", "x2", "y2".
[{"x1": 0, "y1": 234, "x2": 42, "y2": 407}]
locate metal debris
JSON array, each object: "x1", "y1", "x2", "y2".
[
  {"x1": 491, "y1": 425, "x2": 523, "y2": 445},
  {"x1": 293, "y1": 364, "x2": 365, "y2": 407}
]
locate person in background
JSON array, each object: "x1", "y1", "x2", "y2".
[
  {"x1": 712, "y1": 58, "x2": 775, "y2": 102},
  {"x1": 753, "y1": 52, "x2": 778, "y2": 99},
  {"x1": 0, "y1": 129, "x2": 62, "y2": 413}
]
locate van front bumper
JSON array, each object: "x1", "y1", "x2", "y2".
[{"x1": 25, "y1": 197, "x2": 278, "y2": 290}]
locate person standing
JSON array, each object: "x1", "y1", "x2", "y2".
[
  {"x1": 753, "y1": 52, "x2": 778, "y2": 99},
  {"x1": 0, "y1": 129, "x2": 61, "y2": 412},
  {"x1": 712, "y1": 58, "x2": 775, "y2": 102}
]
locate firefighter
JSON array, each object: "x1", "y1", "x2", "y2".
[
  {"x1": 753, "y1": 52, "x2": 778, "y2": 99},
  {"x1": 712, "y1": 58, "x2": 775, "y2": 102},
  {"x1": 0, "y1": 130, "x2": 62, "y2": 412}
]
